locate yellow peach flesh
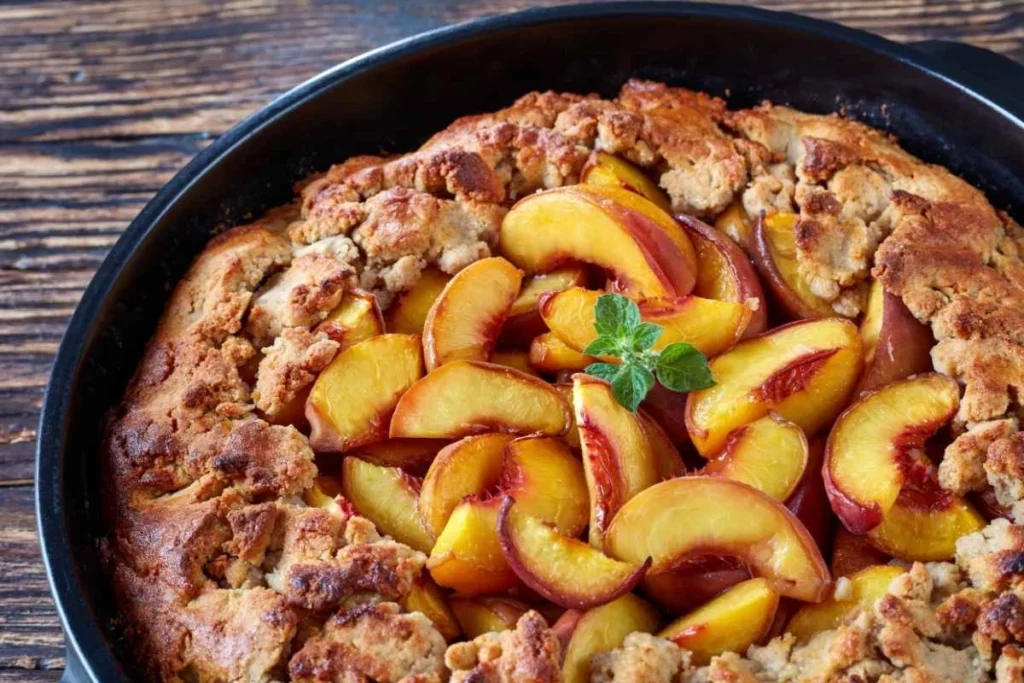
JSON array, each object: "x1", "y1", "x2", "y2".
[
  {"x1": 386, "y1": 267, "x2": 450, "y2": 335},
  {"x1": 787, "y1": 565, "x2": 905, "y2": 642},
  {"x1": 701, "y1": 413, "x2": 809, "y2": 501},
  {"x1": 560, "y1": 594, "x2": 661, "y2": 683},
  {"x1": 340, "y1": 457, "x2": 433, "y2": 553}
]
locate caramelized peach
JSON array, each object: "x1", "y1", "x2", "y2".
[
  {"x1": 750, "y1": 212, "x2": 835, "y2": 319},
  {"x1": 559, "y1": 594, "x2": 661, "y2": 683},
  {"x1": 501, "y1": 265, "x2": 588, "y2": 347},
  {"x1": 580, "y1": 150, "x2": 671, "y2": 211},
  {"x1": 831, "y1": 527, "x2": 891, "y2": 578},
  {"x1": 500, "y1": 437, "x2": 589, "y2": 537},
  {"x1": 346, "y1": 438, "x2": 450, "y2": 477},
  {"x1": 317, "y1": 289, "x2": 384, "y2": 349},
  {"x1": 857, "y1": 279, "x2": 934, "y2": 394},
  {"x1": 642, "y1": 558, "x2": 750, "y2": 614},
  {"x1": 528, "y1": 332, "x2": 595, "y2": 374},
  {"x1": 401, "y1": 575, "x2": 461, "y2": 642},
  {"x1": 540, "y1": 286, "x2": 751, "y2": 359},
  {"x1": 498, "y1": 498, "x2": 649, "y2": 609},
  {"x1": 500, "y1": 185, "x2": 696, "y2": 299},
  {"x1": 640, "y1": 410, "x2": 686, "y2": 480},
  {"x1": 686, "y1": 318, "x2": 862, "y2": 457},
  {"x1": 573, "y1": 374, "x2": 661, "y2": 547},
  {"x1": 824, "y1": 373, "x2": 960, "y2": 534},
  {"x1": 714, "y1": 200, "x2": 752, "y2": 246},
  {"x1": 866, "y1": 481, "x2": 985, "y2": 562},
  {"x1": 605, "y1": 477, "x2": 831, "y2": 602},
  {"x1": 307, "y1": 334, "x2": 424, "y2": 452},
  {"x1": 340, "y1": 457, "x2": 433, "y2": 553},
  {"x1": 450, "y1": 597, "x2": 530, "y2": 638},
  {"x1": 490, "y1": 349, "x2": 539, "y2": 376},
  {"x1": 786, "y1": 440, "x2": 833, "y2": 553},
  {"x1": 659, "y1": 578, "x2": 779, "y2": 664},
  {"x1": 554, "y1": 383, "x2": 581, "y2": 450},
  {"x1": 640, "y1": 383, "x2": 693, "y2": 452},
  {"x1": 390, "y1": 361, "x2": 571, "y2": 439},
  {"x1": 386, "y1": 267, "x2": 450, "y2": 335},
  {"x1": 679, "y1": 214, "x2": 768, "y2": 338},
  {"x1": 427, "y1": 498, "x2": 519, "y2": 595},
  {"x1": 419, "y1": 434, "x2": 513, "y2": 538},
  {"x1": 701, "y1": 413, "x2": 808, "y2": 501},
  {"x1": 787, "y1": 565, "x2": 905, "y2": 642}
]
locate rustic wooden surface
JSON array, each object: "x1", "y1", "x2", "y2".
[{"x1": 1, "y1": 0, "x2": 1021, "y2": 679}]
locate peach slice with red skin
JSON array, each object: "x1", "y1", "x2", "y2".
[
  {"x1": 500, "y1": 185, "x2": 697, "y2": 299},
  {"x1": 659, "y1": 577, "x2": 780, "y2": 665},
  {"x1": 557, "y1": 594, "x2": 662, "y2": 683},
  {"x1": 500, "y1": 437, "x2": 589, "y2": 537},
  {"x1": 528, "y1": 332, "x2": 595, "y2": 375},
  {"x1": 450, "y1": 597, "x2": 531, "y2": 638},
  {"x1": 386, "y1": 267, "x2": 450, "y2": 335},
  {"x1": 787, "y1": 565, "x2": 905, "y2": 642},
  {"x1": 640, "y1": 383, "x2": 693, "y2": 453},
  {"x1": 639, "y1": 409, "x2": 686, "y2": 480},
  {"x1": 390, "y1": 360, "x2": 571, "y2": 439},
  {"x1": 501, "y1": 265, "x2": 588, "y2": 347},
  {"x1": 427, "y1": 498, "x2": 519, "y2": 596},
  {"x1": 831, "y1": 527, "x2": 891, "y2": 578},
  {"x1": 497, "y1": 497, "x2": 650, "y2": 609},
  {"x1": 573, "y1": 374, "x2": 661, "y2": 547},
  {"x1": 786, "y1": 439, "x2": 834, "y2": 553},
  {"x1": 346, "y1": 438, "x2": 450, "y2": 477},
  {"x1": 605, "y1": 476, "x2": 831, "y2": 602},
  {"x1": 423, "y1": 256, "x2": 523, "y2": 371},
  {"x1": 580, "y1": 151, "x2": 672, "y2": 211},
  {"x1": 540, "y1": 286, "x2": 751, "y2": 360},
  {"x1": 418, "y1": 434, "x2": 513, "y2": 538},
  {"x1": 642, "y1": 557, "x2": 750, "y2": 614},
  {"x1": 749, "y1": 212, "x2": 836, "y2": 319},
  {"x1": 401, "y1": 575, "x2": 462, "y2": 642},
  {"x1": 857, "y1": 279, "x2": 934, "y2": 394},
  {"x1": 679, "y1": 214, "x2": 768, "y2": 338},
  {"x1": 714, "y1": 200, "x2": 753, "y2": 247},
  {"x1": 823, "y1": 373, "x2": 960, "y2": 534},
  {"x1": 307, "y1": 333, "x2": 424, "y2": 452},
  {"x1": 317, "y1": 289, "x2": 385, "y2": 349},
  {"x1": 340, "y1": 457, "x2": 433, "y2": 553},
  {"x1": 701, "y1": 413, "x2": 808, "y2": 502},
  {"x1": 686, "y1": 318, "x2": 863, "y2": 458}
]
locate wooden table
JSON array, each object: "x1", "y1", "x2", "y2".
[{"x1": 0, "y1": 1, "x2": 1021, "y2": 680}]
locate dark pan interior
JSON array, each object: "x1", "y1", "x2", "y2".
[{"x1": 37, "y1": 4, "x2": 1024, "y2": 681}]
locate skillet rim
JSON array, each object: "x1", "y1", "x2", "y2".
[{"x1": 34, "y1": 2, "x2": 1024, "y2": 681}]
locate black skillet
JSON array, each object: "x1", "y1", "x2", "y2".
[{"x1": 35, "y1": 3, "x2": 1024, "y2": 681}]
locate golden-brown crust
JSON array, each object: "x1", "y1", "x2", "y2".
[{"x1": 445, "y1": 611, "x2": 561, "y2": 682}]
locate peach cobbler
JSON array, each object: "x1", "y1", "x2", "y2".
[{"x1": 104, "y1": 80, "x2": 1024, "y2": 682}]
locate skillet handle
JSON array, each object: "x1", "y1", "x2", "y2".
[
  {"x1": 60, "y1": 647, "x2": 89, "y2": 683},
  {"x1": 909, "y1": 40, "x2": 1024, "y2": 117}
]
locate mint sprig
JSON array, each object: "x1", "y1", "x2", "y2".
[{"x1": 583, "y1": 293, "x2": 715, "y2": 412}]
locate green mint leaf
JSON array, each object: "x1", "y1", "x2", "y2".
[
  {"x1": 611, "y1": 363, "x2": 655, "y2": 413},
  {"x1": 655, "y1": 342, "x2": 715, "y2": 393},
  {"x1": 594, "y1": 293, "x2": 641, "y2": 338},
  {"x1": 583, "y1": 335, "x2": 622, "y2": 358},
  {"x1": 584, "y1": 362, "x2": 620, "y2": 383},
  {"x1": 629, "y1": 322, "x2": 663, "y2": 352}
]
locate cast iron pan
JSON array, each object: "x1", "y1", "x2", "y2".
[{"x1": 35, "y1": 3, "x2": 1024, "y2": 681}]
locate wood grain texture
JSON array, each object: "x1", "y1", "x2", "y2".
[{"x1": 0, "y1": 0, "x2": 1020, "y2": 679}]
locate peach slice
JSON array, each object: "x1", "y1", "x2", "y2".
[
  {"x1": 317, "y1": 289, "x2": 385, "y2": 349},
  {"x1": 786, "y1": 440, "x2": 833, "y2": 553},
  {"x1": 427, "y1": 498, "x2": 519, "y2": 595},
  {"x1": 865, "y1": 481, "x2": 985, "y2": 562},
  {"x1": 490, "y1": 349, "x2": 539, "y2": 376},
  {"x1": 679, "y1": 214, "x2": 768, "y2": 338},
  {"x1": 658, "y1": 578, "x2": 779, "y2": 664},
  {"x1": 787, "y1": 565, "x2": 905, "y2": 642},
  {"x1": 540, "y1": 286, "x2": 751, "y2": 359},
  {"x1": 423, "y1": 257, "x2": 523, "y2": 370},
  {"x1": 501, "y1": 265, "x2": 589, "y2": 347},
  {"x1": 500, "y1": 437, "x2": 589, "y2": 537},
  {"x1": 419, "y1": 434, "x2": 514, "y2": 538},
  {"x1": 390, "y1": 360, "x2": 571, "y2": 439},
  {"x1": 401, "y1": 575, "x2": 462, "y2": 642},
  {"x1": 580, "y1": 150, "x2": 671, "y2": 211},
  {"x1": 528, "y1": 332, "x2": 595, "y2": 375},
  {"x1": 686, "y1": 318, "x2": 862, "y2": 457},
  {"x1": 640, "y1": 383, "x2": 693, "y2": 452},
  {"x1": 714, "y1": 199, "x2": 752, "y2": 247},
  {"x1": 701, "y1": 414, "x2": 808, "y2": 501},
  {"x1": 346, "y1": 438, "x2": 450, "y2": 477},
  {"x1": 497, "y1": 498, "x2": 650, "y2": 609},
  {"x1": 450, "y1": 597, "x2": 531, "y2": 638},
  {"x1": 857, "y1": 279, "x2": 934, "y2": 394},
  {"x1": 554, "y1": 383, "x2": 582, "y2": 450},
  {"x1": 749, "y1": 212, "x2": 835, "y2": 319},
  {"x1": 823, "y1": 373, "x2": 960, "y2": 534},
  {"x1": 340, "y1": 457, "x2": 433, "y2": 553},
  {"x1": 386, "y1": 267, "x2": 450, "y2": 335},
  {"x1": 500, "y1": 185, "x2": 697, "y2": 299},
  {"x1": 307, "y1": 334, "x2": 424, "y2": 452},
  {"x1": 303, "y1": 475, "x2": 346, "y2": 510},
  {"x1": 573, "y1": 374, "x2": 661, "y2": 547},
  {"x1": 642, "y1": 558, "x2": 750, "y2": 614},
  {"x1": 640, "y1": 410, "x2": 686, "y2": 480},
  {"x1": 559, "y1": 594, "x2": 661, "y2": 683},
  {"x1": 605, "y1": 477, "x2": 831, "y2": 602},
  {"x1": 831, "y1": 527, "x2": 891, "y2": 578}
]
